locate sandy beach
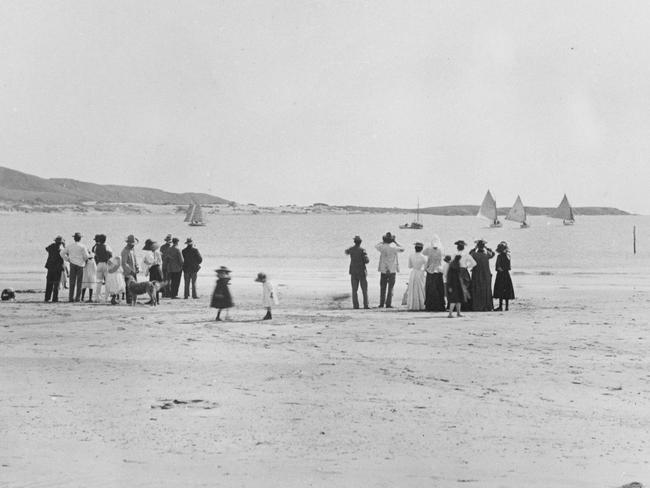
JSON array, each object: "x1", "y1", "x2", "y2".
[{"x1": 2, "y1": 272, "x2": 649, "y2": 488}]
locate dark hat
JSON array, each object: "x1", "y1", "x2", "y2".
[
  {"x1": 496, "y1": 241, "x2": 509, "y2": 253},
  {"x1": 454, "y1": 240, "x2": 467, "y2": 247},
  {"x1": 414, "y1": 241, "x2": 423, "y2": 247},
  {"x1": 353, "y1": 235, "x2": 362, "y2": 243},
  {"x1": 443, "y1": 255, "x2": 452, "y2": 263},
  {"x1": 382, "y1": 232, "x2": 394, "y2": 243},
  {"x1": 125, "y1": 234, "x2": 138, "y2": 244},
  {"x1": 164, "y1": 234, "x2": 172, "y2": 242},
  {"x1": 215, "y1": 266, "x2": 231, "y2": 274},
  {"x1": 72, "y1": 232, "x2": 82, "y2": 240},
  {"x1": 54, "y1": 236, "x2": 63, "y2": 244},
  {"x1": 142, "y1": 239, "x2": 155, "y2": 251},
  {"x1": 171, "y1": 237, "x2": 179, "y2": 243},
  {"x1": 474, "y1": 238, "x2": 487, "y2": 245},
  {"x1": 94, "y1": 234, "x2": 102, "y2": 242},
  {"x1": 254, "y1": 272, "x2": 267, "y2": 282},
  {"x1": 98, "y1": 234, "x2": 107, "y2": 244},
  {"x1": 185, "y1": 237, "x2": 193, "y2": 245}
]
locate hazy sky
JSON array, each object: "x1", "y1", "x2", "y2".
[{"x1": 1, "y1": 1, "x2": 648, "y2": 212}]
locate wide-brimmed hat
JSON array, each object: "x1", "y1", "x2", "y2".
[
  {"x1": 215, "y1": 266, "x2": 231, "y2": 274},
  {"x1": 185, "y1": 238, "x2": 193, "y2": 245},
  {"x1": 254, "y1": 272, "x2": 267, "y2": 282},
  {"x1": 353, "y1": 235, "x2": 362, "y2": 243},
  {"x1": 54, "y1": 236, "x2": 63, "y2": 244},
  {"x1": 72, "y1": 232, "x2": 82, "y2": 240},
  {"x1": 163, "y1": 234, "x2": 172, "y2": 242},
  {"x1": 474, "y1": 238, "x2": 487, "y2": 245},
  {"x1": 454, "y1": 240, "x2": 467, "y2": 247},
  {"x1": 125, "y1": 234, "x2": 138, "y2": 244},
  {"x1": 496, "y1": 241, "x2": 509, "y2": 253},
  {"x1": 142, "y1": 239, "x2": 155, "y2": 251}
]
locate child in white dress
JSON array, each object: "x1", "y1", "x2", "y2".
[
  {"x1": 255, "y1": 272, "x2": 278, "y2": 320},
  {"x1": 105, "y1": 256, "x2": 125, "y2": 305},
  {"x1": 81, "y1": 253, "x2": 97, "y2": 302}
]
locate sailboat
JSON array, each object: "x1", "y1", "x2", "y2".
[
  {"x1": 399, "y1": 199, "x2": 424, "y2": 229},
  {"x1": 554, "y1": 194, "x2": 575, "y2": 225},
  {"x1": 184, "y1": 202, "x2": 206, "y2": 227},
  {"x1": 477, "y1": 190, "x2": 502, "y2": 227},
  {"x1": 505, "y1": 195, "x2": 529, "y2": 228}
]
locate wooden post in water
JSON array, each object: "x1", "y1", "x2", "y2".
[{"x1": 633, "y1": 225, "x2": 636, "y2": 254}]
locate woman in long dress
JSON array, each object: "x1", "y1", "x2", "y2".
[
  {"x1": 422, "y1": 235, "x2": 445, "y2": 311},
  {"x1": 406, "y1": 242, "x2": 427, "y2": 310},
  {"x1": 445, "y1": 255, "x2": 469, "y2": 317},
  {"x1": 493, "y1": 241, "x2": 515, "y2": 311},
  {"x1": 469, "y1": 239, "x2": 495, "y2": 311}
]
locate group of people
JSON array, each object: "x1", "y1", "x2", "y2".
[
  {"x1": 44, "y1": 232, "x2": 203, "y2": 304},
  {"x1": 345, "y1": 232, "x2": 515, "y2": 317},
  {"x1": 42, "y1": 231, "x2": 279, "y2": 322}
]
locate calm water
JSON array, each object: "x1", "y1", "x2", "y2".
[{"x1": 2, "y1": 212, "x2": 649, "y2": 293}]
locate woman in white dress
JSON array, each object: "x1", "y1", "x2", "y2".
[{"x1": 406, "y1": 242, "x2": 427, "y2": 310}]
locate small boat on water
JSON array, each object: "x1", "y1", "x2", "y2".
[
  {"x1": 184, "y1": 202, "x2": 206, "y2": 227},
  {"x1": 554, "y1": 194, "x2": 575, "y2": 225},
  {"x1": 506, "y1": 195, "x2": 529, "y2": 228},
  {"x1": 399, "y1": 199, "x2": 424, "y2": 229},
  {"x1": 477, "y1": 190, "x2": 502, "y2": 228}
]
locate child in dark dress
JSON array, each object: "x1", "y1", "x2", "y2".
[
  {"x1": 493, "y1": 241, "x2": 515, "y2": 311},
  {"x1": 211, "y1": 266, "x2": 234, "y2": 321}
]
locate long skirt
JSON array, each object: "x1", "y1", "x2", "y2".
[
  {"x1": 82, "y1": 260, "x2": 97, "y2": 289},
  {"x1": 447, "y1": 267, "x2": 470, "y2": 303},
  {"x1": 406, "y1": 269, "x2": 426, "y2": 310},
  {"x1": 149, "y1": 264, "x2": 163, "y2": 282},
  {"x1": 471, "y1": 268, "x2": 493, "y2": 311},
  {"x1": 425, "y1": 272, "x2": 446, "y2": 311},
  {"x1": 493, "y1": 270, "x2": 515, "y2": 299}
]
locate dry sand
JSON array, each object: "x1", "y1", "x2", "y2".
[{"x1": 1, "y1": 275, "x2": 649, "y2": 487}]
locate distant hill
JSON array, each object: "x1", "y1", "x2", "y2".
[
  {"x1": 329, "y1": 204, "x2": 630, "y2": 216},
  {"x1": 0, "y1": 166, "x2": 232, "y2": 205}
]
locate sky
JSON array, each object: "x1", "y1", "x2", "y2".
[{"x1": 0, "y1": 1, "x2": 648, "y2": 213}]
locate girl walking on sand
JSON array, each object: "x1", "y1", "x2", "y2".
[
  {"x1": 493, "y1": 241, "x2": 515, "y2": 311},
  {"x1": 211, "y1": 266, "x2": 233, "y2": 321},
  {"x1": 255, "y1": 272, "x2": 278, "y2": 320}
]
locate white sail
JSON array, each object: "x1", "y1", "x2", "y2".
[
  {"x1": 506, "y1": 195, "x2": 527, "y2": 224},
  {"x1": 192, "y1": 204, "x2": 204, "y2": 223},
  {"x1": 554, "y1": 194, "x2": 574, "y2": 221},
  {"x1": 184, "y1": 203, "x2": 194, "y2": 222},
  {"x1": 477, "y1": 190, "x2": 498, "y2": 222}
]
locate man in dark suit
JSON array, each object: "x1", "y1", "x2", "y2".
[
  {"x1": 345, "y1": 235, "x2": 370, "y2": 309},
  {"x1": 165, "y1": 237, "x2": 184, "y2": 298},
  {"x1": 182, "y1": 238, "x2": 203, "y2": 299}
]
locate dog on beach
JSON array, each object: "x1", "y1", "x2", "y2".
[{"x1": 125, "y1": 276, "x2": 168, "y2": 306}]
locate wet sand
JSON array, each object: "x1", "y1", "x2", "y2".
[{"x1": 1, "y1": 276, "x2": 649, "y2": 487}]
